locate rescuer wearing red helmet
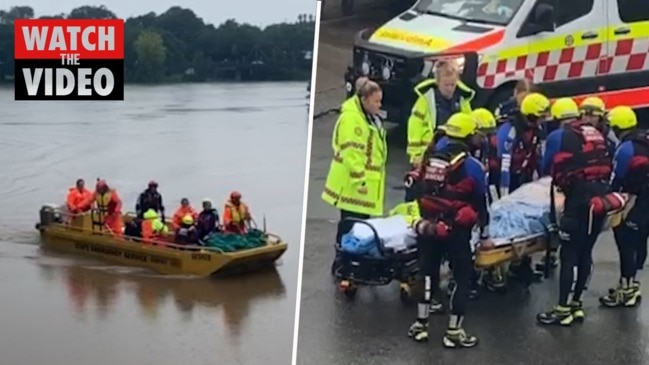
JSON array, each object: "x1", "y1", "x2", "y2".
[
  {"x1": 84, "y1": 178, "x2": 124, "y2": 236},
  {"x1": 135, "y1": 180, "x2": 166, "y2": 222},
  {"x1": 223, "y1": 191, "x2": 252, "y2": 234}
]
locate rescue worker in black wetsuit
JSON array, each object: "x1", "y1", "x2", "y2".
[
  {"x1": 407, "y1": 113, "x2": 492, "y2": 349},
  {"x1": 580, "y1": 96, "x2": 618, "y2": 156},
  {"x1": 537, "y1": 98, "x2": 618, "y2": 326},
  {"x1": 196, "y1": 198, "x2": 220, "y2": 240},
  {"x1": 470, "y1": 108, "x2": 508, "y2": 291},
  {"x1": 496, "y1": 93, "x2": 550, "y2": 281},
  {"x1": 136, "y1": 181, "x2": 165, "y2": 222},
  {"x1": 599, "y1": 106, "x2": 647, "y2": 308},
  {"x1": 472, "y1": 108, "x2": 500, "y2": 203},
  {"x1": 404, "y1": 122, "x2": 487, "y2": 311},
  {"x1": 496, "y1": 92, "x2": 547, "y2": 194},
  {"x1": 536, "y1": 96, "x2": 619, "y2": 273},
  {"x1": 404, "y1": 128, "x2": 448, "y2": 202}
]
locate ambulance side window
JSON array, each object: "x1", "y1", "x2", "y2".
[
  {"x1": 617, "y1": 0, "x2": 649, "y2": 22},
  {"x1": 520, "y1": 0, "x2": 594, "y2": 36},
  {"x1": 549, "y1": 0, "x2": 594, "y2": 27}
]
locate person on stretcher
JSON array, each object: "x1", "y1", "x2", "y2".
[
  {"x1": 599, "y1": 106, "x2": 648, "y2": 308},
  {"x1": 537, "y1": 98, "x2": 623, "y2": 326},
  {"x1": 406, "y1": 112, "x2": 493, "y2": 349}
]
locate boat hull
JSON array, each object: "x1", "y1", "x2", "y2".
[{"x1": 36, "y1": 205, "x2": 288, "y2": 277}]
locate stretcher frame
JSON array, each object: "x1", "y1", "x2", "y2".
[
  {"x1": 334, "y1": 217, "x2": 419, "y2": 301},
  {"x1": 474, "y1": 194, "x2": 635, "y2": 269}
]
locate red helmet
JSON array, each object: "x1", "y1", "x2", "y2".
[
  {"x1": 96, "y1": 179, "x2": 107, "y2": 188},
  {"x1": 230, "y1": 191, "x2": 242, "y2": 199}
]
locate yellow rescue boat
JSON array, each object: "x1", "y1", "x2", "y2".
[{"x1": 35, "y1": 205, "x2": 288, "y2": 277}]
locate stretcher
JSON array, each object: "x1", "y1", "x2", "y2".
[
  {"x1": 472, "y1": 185, "x2": 634, "y2": 269},
  {"x1": 386, "y1": 178, "x2": 635, "y2": 270},
  {"x1": 339, "y1": 179, "x2": 635, "y2": 298},
  {"x1": 335, "y1": 216, "x2": 419, "y2": 301}
]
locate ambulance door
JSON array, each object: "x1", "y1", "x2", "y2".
[
  {"x1": 601, "y1": 0, "x2": 649, "y2": 107},
  {"x1": 517, "y1": 0, "x2": 606, "y2": 89}
]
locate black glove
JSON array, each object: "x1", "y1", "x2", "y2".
[{"x1": 404, "y1": 170, "x2": 419, "y2": 188}]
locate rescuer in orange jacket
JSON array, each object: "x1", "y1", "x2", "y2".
[
  {"x1": 223, "y1": 191, "x2": 251, "y2": 234},
  {"x1": 86, "y1": 179, "x2": 124, "y2": 236},
  {"x1": 141, "y1": 209, "x2": 169, "y2": 243},
  {"x1": 66, "y1": 178, "x2": 93, "y2": 214},
  {"x1": 172, "y1": 198, "x2": 198, "y2": 230}
]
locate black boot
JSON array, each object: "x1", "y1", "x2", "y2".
[
  {"x1": 537, "y1": 305, "x2": 574, "y2": 326},
  {"x1": 407, "y1": 320, "x2": 428, "y2": 342},
  {"x1": 443, "y1": 328, "x2": 478, "y2": 348}
]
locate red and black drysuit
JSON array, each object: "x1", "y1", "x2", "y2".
[
  {"x1": 412, "y1": 140, "x2": 489, "y2": 322},
  {"x1": 542, "y1": 120, "x2": 620, "y2": 309},
  {"x1": 610, "y1": 129, "x2": 649, "y2": 284}
]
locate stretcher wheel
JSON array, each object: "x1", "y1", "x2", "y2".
[
  {"x1": 339, "y1": 280, "x2": 357, "y2": 299},
  {"x1": 399, "y1": 282, "x2": 412, "y2": 304}
]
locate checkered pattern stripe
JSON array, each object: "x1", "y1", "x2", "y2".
[{"x1": 476, "y1": 38, "x2": 649, "y2": 89}]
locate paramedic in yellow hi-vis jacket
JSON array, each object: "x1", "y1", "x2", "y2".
[
  {"x1": 407, "y1": 59, "x2": 476, "y2": 166},
  {"x1": 322, "y1": 78, "x2": 388, "y2": 270}
]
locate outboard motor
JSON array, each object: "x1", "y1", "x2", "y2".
[{"x1": 38, "y1": 204, "x2": 62, "y2": 228}]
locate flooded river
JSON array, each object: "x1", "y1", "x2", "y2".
[{"x1": 0, "y1": 83, "x2": 308, "y2": 365}]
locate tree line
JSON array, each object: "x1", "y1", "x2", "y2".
[{"x1": 0, "y1": 6, "x2": 315, "y2": 83}]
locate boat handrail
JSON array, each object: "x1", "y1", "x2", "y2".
[{"x1": 54, "y1": 208, "x2": 282, "y2": 252}]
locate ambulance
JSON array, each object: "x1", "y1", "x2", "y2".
[{"x1": 344, "y1": 0, "x2": 649, "y2": 125}]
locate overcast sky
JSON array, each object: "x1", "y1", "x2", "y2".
[{"x1": 18, "y1": 0, "x2": 316, "y2": 27}]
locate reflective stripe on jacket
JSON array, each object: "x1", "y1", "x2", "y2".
[
  {"x1": 407, "y1": 79, "x2": 474, "y2": 164},
  {"x1": 321, "y1": 95, "x2": 388, "y2": 216}
]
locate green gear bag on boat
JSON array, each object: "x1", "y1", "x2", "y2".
[{"x1": 202, "y1": 229, "x2": 266, "y2": 252}]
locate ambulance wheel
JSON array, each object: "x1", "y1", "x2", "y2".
[
  {"x1": 399, "y1": 282, "x2": 413, "y2": 304},
  {"x1": 340, "y1": 280, "x2": 357, "y2": 299}
]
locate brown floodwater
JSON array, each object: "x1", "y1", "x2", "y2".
[{"x1": 0, "y1": 83, "x2": 308, "y2": 365}]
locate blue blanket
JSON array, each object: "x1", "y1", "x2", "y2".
[
  {"x1": 341, "y1": 233, "x2": 381, "y2": 257},
  {"x1": 489, "y1": 177, "x2": 554, "y2": 240}
]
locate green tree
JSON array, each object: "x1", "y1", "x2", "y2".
[
  {"x1": 133, "y1": 30, "x2": 167, "y2": 83},
  {"x1": 68, "y1": 5, "x2": 116, "y2": 19},
  {"x1": 0, "y1": 5, "x2": 316, "y2": 83}
]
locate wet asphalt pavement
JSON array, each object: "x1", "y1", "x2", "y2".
[{"x1": 296, "y1": 16, "x2": 649, "y2": 365}]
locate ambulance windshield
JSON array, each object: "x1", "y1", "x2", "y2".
[{"x1": 415, "y1": 0, "x2": 525, "y2": 25}]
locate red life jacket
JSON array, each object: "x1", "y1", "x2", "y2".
[
  {"x1": 487, "y1": 133, "x2": 500, "y2": 172},
  {"x1": 622, "y1": 132, "x2": 649, "y2": 194},
  {"x1": 417, "y1": 148, "x2": 479, "y2": 238},
  {"x1": 551, "y1": 122, "x2": 612, "y2": 189},
  {"x1": 510, "y1": 127, "x2": 542, "y2": 174}
]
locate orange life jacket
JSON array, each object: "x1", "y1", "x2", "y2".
[{"x1": 224, "y1": 201, "x2": 248, "y2": 225}]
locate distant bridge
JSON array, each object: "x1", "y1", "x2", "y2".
[{"x1": 205, "y1": 44, "x2": 313, "y2": 80}]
